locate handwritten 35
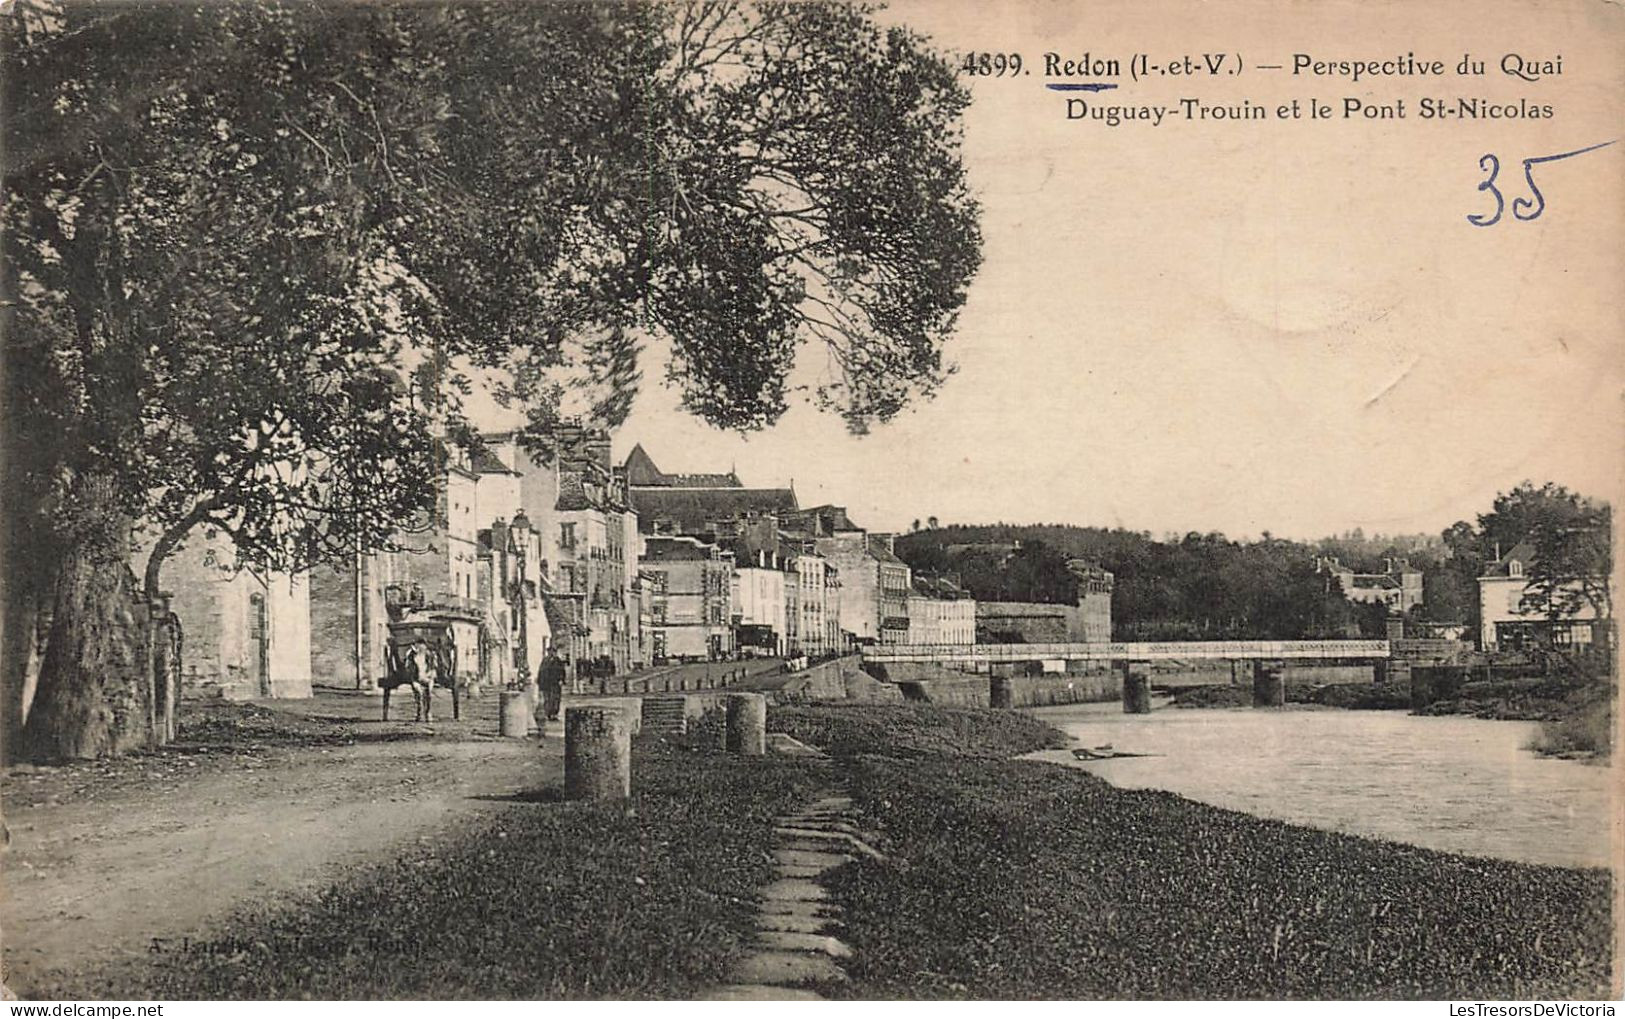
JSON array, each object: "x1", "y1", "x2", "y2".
[{"x1": 1468, "y1": 140, "x2": 1615, "y2": 226}]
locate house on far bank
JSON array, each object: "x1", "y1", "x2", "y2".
[
  {"x1": 1316, "y1": 555, "x2": 1424, "y2": 613},
  {"x1": 1477, "y1": 541, "x2": 1608, "y2": 651},
  {"x1": 975, "y1": 559, "x2": 1113, "y2": 644}
]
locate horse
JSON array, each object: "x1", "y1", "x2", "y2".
[
  {"x1": 381, "y1": 635, "x2": 462, "y2": 722},
  {"x1": 381, "y1": 641, "x2": 429, "y2": 722}
]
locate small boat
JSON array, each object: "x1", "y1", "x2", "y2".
[{"x1": 1071, "y1": 744, "x2": 1152, "y2": 761}]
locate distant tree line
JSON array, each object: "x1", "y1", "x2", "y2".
[
  {"x1": 897, "y1": 527, "x2": 1376, "y2": 641},
  {"x1": 896, "y1": 481, "x2": 1611, "y2": 643}
]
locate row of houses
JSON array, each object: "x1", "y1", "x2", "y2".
[
  {"x1": 157, "y1": 428, "x2": 1099, "y2": 699},
  {"x1": 625, "y1": 446, "x2": 962, "y2": 661}
]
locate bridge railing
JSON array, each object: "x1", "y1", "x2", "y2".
[{"x1": 861, "y1": 639, "x2": 1391, "y2": 662}]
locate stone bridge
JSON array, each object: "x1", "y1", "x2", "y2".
[
  {"x1": 861, "y1": 639, "x2": 1390, "y2": 664},
  {"x1": 861, "y1": 638, "x2": 1468, "y2": 713}
]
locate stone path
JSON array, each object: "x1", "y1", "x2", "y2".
[{"x1": 702, "y1": 790, "x2": 885, "y2": 1000}]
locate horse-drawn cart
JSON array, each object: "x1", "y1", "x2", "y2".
[{"x1": 381, "y1": 616, "x2": 462, "y2": 722}]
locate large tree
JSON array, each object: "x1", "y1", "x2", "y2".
[{"x1": 2, "y1": 0, "x2": 981, "y2": 760}]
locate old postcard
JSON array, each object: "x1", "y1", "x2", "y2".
[{"x1": 1, "y1": 0, "x2": 1620, "y2": 1007}]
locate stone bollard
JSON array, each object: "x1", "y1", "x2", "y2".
[
  {"x1": 564, "y1": 705, "x2": 633, "y2": 801},
  {"x1": 1122, "y1": 662, "x2": 1152, "y2": 714},
  {"x1": 989, "y1": 675, "x2": 1014, "y2": 709},
  {"x1": 1252, "y1": 660, "x2": 1286, "y2": 707},
  {"x1": 724, "y1": 692, "x2": 767, "y2": 756},
  {"x1": 499, "y1": 689, "x2": 530, "y2": 738}
]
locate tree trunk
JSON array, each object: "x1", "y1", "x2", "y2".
[
  {"x1": 1, "y1": 482, "x2": 62, "y2": 765},
  {"x1": 0, "y1": 562, "x2": 53, "y2": 766},
  {"x1": 18, "y1": 476, "x2": 153, "y2": 762}
]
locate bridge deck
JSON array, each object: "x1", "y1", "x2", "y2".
[{"x1": 862, "y1": 640, "x2": 1390, "y2": 663}]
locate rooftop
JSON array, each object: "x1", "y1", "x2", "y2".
[
  {"x1": 630, "y1": 486, "x2": 800, "y2": 535},
  {"x1": 624, "y1": 443, "x2": 744, "y2": 489}
]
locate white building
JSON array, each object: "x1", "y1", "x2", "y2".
[
  {"x1": 155, "y1": 535, "x2": 312, "y2": 700},
  {"x1": 733, "y1": 547, "x2": 790, "y2": 655},
  {"x1": 906, "y1": 576, "x2": 976, "y2": 646},
  {"x1": 1478, "y1": 541, "x2": 1608, "y2": 650}
]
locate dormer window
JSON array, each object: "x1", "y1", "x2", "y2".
[{"x1": 1508, "y1": 560, "x2": 1523, "y2": 577}]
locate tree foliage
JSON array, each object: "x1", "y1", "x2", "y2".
[
  {"x1": 898, "y1": 527, "x2": 1362, "y2": 640},
  {"x1": 2, "y1": 0, "x2": 982, "y2": 759},
  {"x1": 896, "y1": 481, "x2": 1612, "y2": 646},
  {"x1": 1436, "y1": 482, "x2": 1613, "y2": 641}
]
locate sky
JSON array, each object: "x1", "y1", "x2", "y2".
[{"x1": 480, "y1": 0, "x2": 1624, "y2": 541}]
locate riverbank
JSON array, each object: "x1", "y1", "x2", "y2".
[
  {"x1": 8, "y1": 699, "x2": 1614, "y2": 999},
  {"x1": 8, "y1": 698, "x2": 826, "y2": 999},
  {"x1": 1168, "y1": 675, "x2": 1614, "y2": 760},
  {"x1": 769, "y1": 705, "x2": 1616, "y2": 999}
]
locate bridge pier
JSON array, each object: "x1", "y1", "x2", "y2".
[
  {"x1": 1252, "y1": 660, "x2": 1286, "y2": 708},
  {"x1": 1119, "y1": 661, "x2": 1152, "y2": 714},
  {"x1": 989, "y1": 674, "x2": 1014, "y2": 709},
  {"x1": 1378, "y1": 658, "x2": 1412, "y2": 691}
]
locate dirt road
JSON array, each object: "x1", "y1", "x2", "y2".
[{"x1": 1, "y1": 692, "x2": 565, "y2": 996}]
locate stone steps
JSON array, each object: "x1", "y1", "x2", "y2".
[
  {"x1": 700, "y1": 791, "x2": 883, "y2": 1000},
  {"x1": 639, "y1": 695, "x2": 689, "y2": 736}
]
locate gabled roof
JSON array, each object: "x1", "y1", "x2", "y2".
[
  {"x1": 470, "y1": 446, "x2": 519, "y2": 476},
  {"x1": 786, "y1": 505, "x2": 862, "y2": 536},
  {"x1": 624, "y1": 443, "x2": 743, "y2": 489},
  {"x1": 1482, "y1": 540, "x2": 1538, "y2": 578},
  {"x1": 642, "y1": 535, "x2": 723, "y2": 562},
  {"x1": 555, "y1": 472, "x2": 593, "y2": 512},
  {"x1": 912, "y1": 575, "x2": 968, "y2": 600},
  {"x1": 1347, "y1": 574, "x2": 1401, "y2": 589},
  {"x1": 555, "y1": 468, "x2": 628, "y2": 514},
  {"x1": 667, "y1": 472, "x2": 743, "y2": 489},
  {"x1": 867, "y1": 534, "x2": 905, "y2": 565},
  {"x1": 624, "y1": 444, "x2": 668, "y2": 487}
]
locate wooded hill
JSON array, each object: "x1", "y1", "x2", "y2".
[
  {"x1": 895, "y1": 482, "x2": 1612, "y2": 644},
  {"x1": 895, "y1": 524, "x2": 1415, "y2": 641}
]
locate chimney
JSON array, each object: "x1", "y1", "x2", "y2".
[{"x1": 585, "y1": 429, "x2": 612, "y2": 472}]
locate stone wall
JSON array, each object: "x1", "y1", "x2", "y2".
[
  {"x1": 975, "y1": 603, "x2": 1069, "y2": 644},
  {"x1": 768, "y1": 655, "x2": 904, "y2": 705},
  {"x1": 1281, "y1": 664, "x2": 1378, "y2": 686},
  {"x1": 162, "y1": 541, "x2": 311, "y2": 701},
  {"x1": 880, "y1": 662, "x2": 1121, "y2": 708},
  {"x1": 638, "y1": 692, "x2": 727, "y2": 736}
]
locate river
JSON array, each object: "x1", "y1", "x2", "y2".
[{"x1": 1026, "y1": 703, "x2": 1614, "y2": 870}]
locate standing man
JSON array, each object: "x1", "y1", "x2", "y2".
[{"x1": 538, "y1": 649, "x2": 566, "y2": 728}]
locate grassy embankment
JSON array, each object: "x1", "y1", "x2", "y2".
[
  {"x1": 33, "y1": 701, "x2": 1614, "y2": 999},
  {"x1": 35, "y1": 707, "x2": 826, "y2": 1000},
  {"x1": 769, "y1": 704, "x2": 1616, "y2": 1000}
]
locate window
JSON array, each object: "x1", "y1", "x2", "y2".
[
  {"x1": 1508, "y1": 560, "x2": 1523, "y2": 578},
  {"x1": 560, "y1": 523, "x2": 576, "y2": 550}
]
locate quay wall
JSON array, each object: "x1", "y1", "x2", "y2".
[{"x1": 874, "y1": 662, "x2": 1120, "y2": 708}]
